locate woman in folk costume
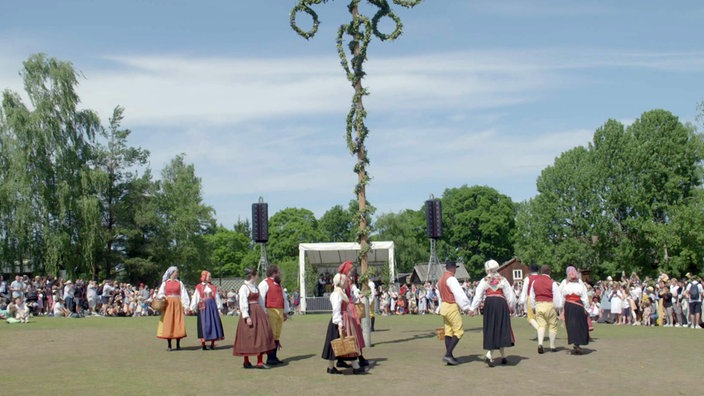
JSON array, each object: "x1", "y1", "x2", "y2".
[
  {"x1": 190, "y1": 270, "x2": 225, "y2": 350},
  {"x1": 336, "y1": 261, "x2": 370, "y2": 368},
  {"x1": 322, "y1": 273, "x2": 367, "y2": 375},
  {"x1": 559, "y1": 266, "x2": 590, "y2": 355},
  {"x1": 156, "y1": 266, "x2": 190, "y2": 351},
  {"x1": 469, "y1": 259, "x2": 517, "y2": 367},
  {"x1": 233, "y1": 268, "x2": 275, "y2": 369}
]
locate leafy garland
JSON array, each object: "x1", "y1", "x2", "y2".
[{"x1": 290, "y1": 0, "x2": 422, "y2": 261}]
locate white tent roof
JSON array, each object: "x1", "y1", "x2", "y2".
[{"x1": 298, "y1": 241, "x2": 395, "y2": 313}]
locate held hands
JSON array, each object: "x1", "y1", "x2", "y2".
[{"x1": 246, "y1": 317, "x2": 253, "y2": 327}]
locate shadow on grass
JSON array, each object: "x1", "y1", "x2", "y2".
[{"x1": 372, "y1": 331, "x2": 437, "y2": 345}]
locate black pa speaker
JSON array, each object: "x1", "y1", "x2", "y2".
[
  {"x1": 425, "y1": 199, "x2": 442, "y2": 239},
  {"x1": 252, "y1": 202, "x2": 269, "y2": 243}
]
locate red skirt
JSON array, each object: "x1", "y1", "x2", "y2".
[{"x1": 233, "y1": 303, "x2": 275, "y2": 356}]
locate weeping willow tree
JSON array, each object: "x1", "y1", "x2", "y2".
[{"x1": 290, "y1": 0, "x2": 422, "y2": 276}]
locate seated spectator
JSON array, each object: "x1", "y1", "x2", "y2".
[
  {"x1": 53, "y1": 298, "x2": 70, "y2": 318},
  {"x1": 7, "y1": 297, "x2": 30, "y2": 323}
]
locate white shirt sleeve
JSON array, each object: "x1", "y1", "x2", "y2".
[
  {"x1": 180, "y1": 281, "x2": 190, "y2": 310},
  {"x1": 189, "y1": 287, "x2": 200, "y2": 311},
  {"x1": 469, "y1": 280, "x2": 488, "y2": 311},
  {"x1": 447, "y1": 276, "x2": 471, "y2": 311},
  {"x1": 239, "y1": 285, "x2": 250, "y2": 319},
  {"x1": 529, "y1": 283, "x2": 536, "y2": 309},
  {"x1": 503, "y1": 279, "x2": 516, "y2": 309},
  {"x1": 258, "y1": 280, "x2": 269, "y2": 313},
  {"x1": 552, "y1": 281, "x2": 563, "y2": 309},
  {"x1": 157, "y1": 282, "x2": 166, "y2": 299},
  {"x1": 330, "y1": 292, "x2": 343, "y2": 326}
]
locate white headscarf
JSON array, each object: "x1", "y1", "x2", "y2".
[
  {"x1": 162, "y1": 266, "x2": 178, "y2": 282},
  {"x1": 332, "y1": 273, "x2": 349, "y2": 303}
]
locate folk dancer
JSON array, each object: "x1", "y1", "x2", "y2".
[
  {"x1": 559, "y1": 266, "x2": 589, "y2": 355},
  {"x1": 469, "y1": 259, "x2": 516, "y2": 367},
  {"x1": 336, "y1": 261, "x2": 370, "y2": 368},
  {"x1": 190, "y1": 270, "x2": 225, "y2": 350},
  {"x1": 437, "y1": 261, "x2": 472, "y2": 365},
  {"x1": 529, "y1": 264, "x2": 562, "y2": 354},
  {"x1": 258, "y1": 264, "x2": 289, "y2": 365},
  {"x1": 156, "y1": 266, "x2": 190, "y2": 351},
  {"x1": 519, "y1": 263, "x2": 541, "y2": 337},
  {"x1": 233, "y1": 268, "x2": 276, "y2": 369},
  {"x1": 322, "y1": 273, "x2": 367, "y2": 375}
]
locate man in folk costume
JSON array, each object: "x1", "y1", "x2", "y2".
[
  {"x1": 519, "y1": 263, "x2": 541, "y2": 338},
  {"x1": 190, "y1": 270, "x2": 225, "y2": 350},
  {"x1": 529, "y1": 264, "x2": 562, "y2": 354},
  {"x1": 258, "y1": 264, "x2": 289, "y2": 365},
  {"x1": 469, "y1": 259, "x2": 516, "y2": 367},
  {"x1": 336, "y1": 261, "x2": 370, "y2": 368},
  {"x1": 559, "y1": 266, "x2": 590, "y2": 355},
  {"x1": 437, "y1": 261, "x2": 472, "y2": 365}
]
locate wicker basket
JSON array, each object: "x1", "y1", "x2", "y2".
[
  {"x1": 331, "y1": 328, "x2": 360, "y2": 358},
  {"x1": 151, "y1": 298, "x2": 166, "y2": 311},
  {"x1": 436, "y1": 327, "x2": 445, "y2": 340}
]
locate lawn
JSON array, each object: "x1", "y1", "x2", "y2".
[{"x1": 1, "y1": 313, "x2": 701, "y2": 395}]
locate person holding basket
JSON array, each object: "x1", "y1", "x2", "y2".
[{"x1": 321, "y1": 273, "x2": 367, "y2": 375}]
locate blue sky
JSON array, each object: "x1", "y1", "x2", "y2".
[{"x1": 2, "y1": 1, "x2": 703, "y2": 227}]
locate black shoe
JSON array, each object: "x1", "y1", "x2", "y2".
[
  {"x1": 485, "y1": 358, "x2": 495, "y2": 368},
  {"x1": 571, "y1": 347, "x2": 583, "y2": 355},
  {"x1": 326, "y1": 367, "x2": 343, "y2": 375},
  {"x1": 336, "y1": 360, "x2": 352, "y2": 368},
  {"x1": 243, "y1": 362, "x2": 254, "y2": 369},
  {"x1": 359, "y1": 358, "x2": 370, "y2": 367},
  {"x1": 353, "y1": 367, "x2": 368, "y2": 375},
  {"x1": 501, "y1": 358, "x2": 507, "y2": 365},
  {"x1": 257, "y1": 363, "x2": 271, "y2": 369},
  {"x1": 267, "y1": 358, "x2": 283, "y2": 366},
  {"x1": 202, "y1": 345, "x2": 207, "y2": 351},
  {"x1": 538, "y1": 345, "x2": 544, "y2": 354},
  {"x1": 550, "y1": 348, "x2": 558, "y2": 353},
  {"x1": 442, "y1": 356, "x2": 459, "y2": 366}
]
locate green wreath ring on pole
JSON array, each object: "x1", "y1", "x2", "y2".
[{"x1": 290, "y1": 3, "x2": 321, "y2": 39}]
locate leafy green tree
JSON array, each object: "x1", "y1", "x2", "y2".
[
  {"x1": 373, "y1": 209, "x2": 426, "y2": 273},
  {"x1": 92, "y1": 106, "x2": 150, "y2": 279},
  {"x1": 153, "y1": 154, "x2": 216, "y2": 283},
  {"x1": 441, "y1": 185, "x2": 516, "y2": 278},
  {"x1": 319, "y1": 204, "x2": 355, "y2": 242},
  {"x1": 0, "y1": 54, "x2": 101, "y2": 277},
  {"x1": 204, "y1": 226, "x2": 253, "y2": 278},
  {"x1": 267, "y1": 207, "x2": 325, "y2": 262}
]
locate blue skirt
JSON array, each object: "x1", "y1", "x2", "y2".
[{"x1": 197, "y1": 298, "x2": 225, "y2": 341}]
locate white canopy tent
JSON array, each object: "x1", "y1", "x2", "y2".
[{"x1": 298, "y1": 241, "x2": 395, "y2": 313}]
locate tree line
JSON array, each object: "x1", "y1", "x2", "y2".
[{"x1": 2, "y1": 55, "x2": 703, "y2": 290}]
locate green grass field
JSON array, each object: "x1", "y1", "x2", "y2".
[{"x1": 1, "y1": 313, "x2": 701, "y2": 395}]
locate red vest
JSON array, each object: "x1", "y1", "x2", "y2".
[
  {"x1": 533, "y1": 275, "x2": 554, "y2": 302},
  {"x1": 264, "y1": 277, "x2": 284, "y2": 308},
  {"x1": 438, "y1": 271, "x2": 455, "y2": 304}
]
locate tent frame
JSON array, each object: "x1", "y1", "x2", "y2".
[{"x1": 298, "y1": 241, "x2": 395, "y2": 313}]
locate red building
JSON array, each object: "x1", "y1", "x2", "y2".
[{"x1": 497, "y1": 257, "x2": 530, "y2": 286}]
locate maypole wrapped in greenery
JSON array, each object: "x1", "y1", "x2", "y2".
[{"x1": 290, "y1": 0, "x2": 422, "y2": 276}]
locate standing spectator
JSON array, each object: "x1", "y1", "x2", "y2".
[
  {"x1": 0, "y1": 275, "x2": 7, "y2": 299},
  {"x1": 659, "y1": 282, "x2": 674, "y2": 327},
  {"x1": 227, "y1": 288, "x2": 238, "y2": 316},
  {"x1": 10, "y1": 275, "x2": 24, "y2": 301},
  {"x1": 469, "y1": 260, "x2": 516, "y2": 367},
  {"x1": 685, "y1": 277, "x2": 702, "y2": 329},
  {"x1": 293, "y1": 289, "x2": 301, "y2": 316},
  {"x1": 156, "y1": 266, "x2": 190, "y2": 351},
  {"x1": 63, "y1": 280, "x2": 75, "y2": 315},
  {"x1": 418, "y1": 285, "x2": 427, "y2": 314}
]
